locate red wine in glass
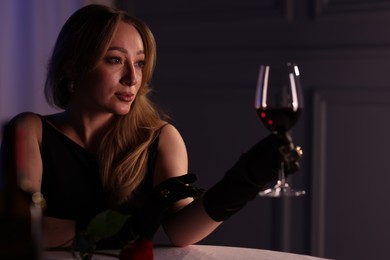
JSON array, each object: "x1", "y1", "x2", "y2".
[
  {"x1": 257, "y1": 107, "x2": 302, "y2": 134},
  {"x1": 255, "y1": 63, "x2": 305, "y2": 197}
]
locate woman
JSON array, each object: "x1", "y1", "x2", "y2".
[{"x1": 1, "y1": 4, "x2": 301, "y2": 252}]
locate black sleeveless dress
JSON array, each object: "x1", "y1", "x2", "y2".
[{"x1": 40, "y1": 116, "x2": 161, "y2": 248}]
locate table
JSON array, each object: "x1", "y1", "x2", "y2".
[{"x1": 43, "y1": 244, "x2": 330, "y2": 260}]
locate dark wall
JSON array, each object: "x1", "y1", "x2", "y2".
[{"x1": 117, "y1": 1, "x2": 390, "y2": 259}]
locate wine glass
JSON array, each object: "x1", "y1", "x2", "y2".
[{"x1": 254, "y1": 62, "x2": 305, "y2": 197}]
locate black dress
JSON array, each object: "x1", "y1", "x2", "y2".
[{"x1": 40, "y1": 116, "x2": 161, "y2": 248}]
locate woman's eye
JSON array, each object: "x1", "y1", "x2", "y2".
[
  {"x1": 135, "y1": 61, "x2": 145, "y2": 68},
  {"x1": 107, "y1": 57, "x2": 122, "y2": 64}
]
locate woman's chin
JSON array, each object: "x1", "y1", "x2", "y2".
[{"x1": 114, "y1": 105, "x2": 132, "y2": 115}]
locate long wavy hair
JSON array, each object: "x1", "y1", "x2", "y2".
[{"x1": 44, "y1": 4, "x2": 163, "y2": 207}]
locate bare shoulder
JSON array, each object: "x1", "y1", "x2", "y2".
[
  {"x1": 2, "y1": 112, "x2": 45, "y2": 193},
  {"x1": 158, "y1": 122, "x2": 185, "y2": 149},
  {"x1": 6, "y1": 112, "x2": 43, "y2": 142},
  {"x1": 154, "y1": 121, "x2": 188, "y2": 184},
  {"x1": 7, "y1": 112, "x2": 42, "y2": 130}
]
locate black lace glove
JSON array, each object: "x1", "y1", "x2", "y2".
[
  {"x1": 203, "y1": 133, "x2": 302, "y2": 222},
  {"x1": 140, "y1": 174, "x2": 204, "y2": 240},
  {"x1": 151, "y1": 174, "x2": 204, "y2": 205}
]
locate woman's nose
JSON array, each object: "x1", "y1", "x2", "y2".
[{"x1": 120, "y1": 64, "x2": 137, "y2": 86}]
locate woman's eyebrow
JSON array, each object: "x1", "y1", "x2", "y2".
[
  {"x1": 107, "y1": 46, "x2": 144, "y2": 55},
  {"x1": 108, "y1": 46, "x2": 127, "y2": 53}
]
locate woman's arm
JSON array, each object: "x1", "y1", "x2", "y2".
[
  {"x1": 153, "y1": 124, "x2": 221, "y2": 247},
  {"x1": 153, "y1": 123, "x2": 302, "y2": 247},
  {"x1": 2, "y1": 112, "x2": 43, "y2": 193},
  {"x1": 2, "y1": 113, "x2": 76, "y2": 248}
]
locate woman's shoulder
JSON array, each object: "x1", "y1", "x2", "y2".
[
  {"x1": 4, "y1": 112, "x2": 46, "y2": 142},
  {"x1": 157, "y1": 121, "x2": 186, "y2": 152},
  {"x1": 3, "y1": 112, "x2": 42, "y2": 146},
  {"x1": 7, "y1": 112, "x2": 65, "y2": 126},
  {"x1": 157, "y1": 121, "x2": 182, "y2": 139},
  {"x1": 152, "y1": 121, "x2": 188, "y2": 186},
  {"x1": 6, "y1": 112, "x2": 42, "y2": 128}
]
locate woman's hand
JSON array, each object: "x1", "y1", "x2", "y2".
[{"x1": 203, "y1": 133, "x2": 303, "y2": 222}]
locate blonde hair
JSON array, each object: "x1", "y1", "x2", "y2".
[{"x1": 44, "y1": 4, "x2": 163, "y2": 206}]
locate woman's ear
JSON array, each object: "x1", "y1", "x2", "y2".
[{"x1": 62, "y1": 60, "x2": 78, "y2": 80}]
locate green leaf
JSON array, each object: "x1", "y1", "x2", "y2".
[{"x1": 85, "y1": 210, "x2": 131, "y2": 241}]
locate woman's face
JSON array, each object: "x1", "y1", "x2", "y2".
[{"x1": 71, "y1": 21, "x2": 145, "y2": 116}]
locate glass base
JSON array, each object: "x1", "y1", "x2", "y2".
[{"x1": 259, "y1": 181, "x2": 306, "y2": 198}]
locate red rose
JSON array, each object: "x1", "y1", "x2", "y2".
[{"x1": 119, "y1": 239, "x2": 154, "y2": 260}]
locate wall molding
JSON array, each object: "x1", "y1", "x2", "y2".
[
  {"x1": 310, "y1": 89, "x2": 390, "y2": 257},
  {"x1": 134, "y1": 0, "x2": 294, "y2": 23},
  {"x1": 312, "y1": 0, "x2": 390, "y2": 17},
  {"x1": 310, "y1": 90, "x2": 328, "y2": 257}
]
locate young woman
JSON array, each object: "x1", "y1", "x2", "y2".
[{"x1": 0, "y1": 4, "x2": 301, "y2": 252}]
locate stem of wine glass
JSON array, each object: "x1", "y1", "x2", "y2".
[{"x1": 279, "y1": 162, "x2": 286, "y2": 186}]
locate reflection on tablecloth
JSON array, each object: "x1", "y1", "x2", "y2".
[
  {"x1": 43, "y1": 244, "x2": 330, "y2": 260},
  {"x1": 154, "y1": 245, "x2": 329, "y2": 260}
]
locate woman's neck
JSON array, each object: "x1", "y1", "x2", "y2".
[{"x1": 49, "y1": 110, "x2": 114, "y2": 152}]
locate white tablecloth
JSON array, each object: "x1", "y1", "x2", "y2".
[{"x1": 43, "y1": 244, "x2": 329, "y2": 260}]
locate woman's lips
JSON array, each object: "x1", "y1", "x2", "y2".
[{"x1": 115, "y1": 92, "x2": 134, "y2": 102}]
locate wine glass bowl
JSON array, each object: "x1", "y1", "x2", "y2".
[{"x1": 255, "y1": 62, "x2": 305, "y2": 197}]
